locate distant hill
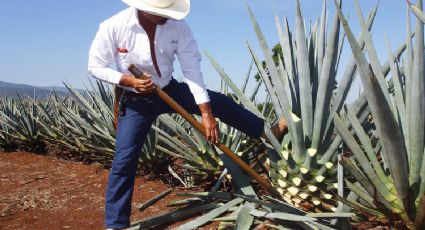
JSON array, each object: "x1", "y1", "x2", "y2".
[{"x1": 0, "y1": 81, "x2": 81, "y2": 99}]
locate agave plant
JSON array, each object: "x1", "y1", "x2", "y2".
[
  {"x1": 408, "y1": 0, "x2": 425, "y2": 23},
  {"x1": 332, "y1": 0, "x2": 425, "y2": 228},
  {"x1": 204, "y1": 0, "x2": 395, "y2": 212},
  {"x1": 32, "y1": 94, "x2": 85, "y2": 152},
  {"x1": 0, "y1": 80, "x2": 161, "y2": 166},
  {"x1": 56, "y1": 81, "x2": 169, "y2": 166},
  {"x1": 0, "y1": 96, "x2": 15, "y2": 149},
  {"x1": 0, "y1": 92, "x2": 46, "y2": 152}
]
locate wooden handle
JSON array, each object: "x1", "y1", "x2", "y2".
[
  {"x1": 113, "y1": 86, "x2": 124, "y2": 131},
  {"x1": 128, "y1": 64, "x2": 280, "y2": 198},
  {"x1": 128, "y1": 64, "x2": 150, "y2": 80}
]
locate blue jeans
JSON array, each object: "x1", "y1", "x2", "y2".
[{"x1": 105, "y1": 79, "x2": 264, "y2": 228}]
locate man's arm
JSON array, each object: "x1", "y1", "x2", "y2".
[
  {"x1": 176, "y1": 20, "x2": 219, "y2": 143},
  {"x1": 88, "y1": 23, "x2": 142, "y2": 92},
  {"x1": 175, "y1": 20, "x2": 210, "y2": 104},
  {"x1": 88, "y1": 23, "x2": 130, "y2": 89},
  {"x1": 88, "y1": 23, "x2": 156, "y2": 94}
]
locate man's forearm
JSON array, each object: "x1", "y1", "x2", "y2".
[{"x1": 119, "y1": 75, "x2": 135, "y2": 88}]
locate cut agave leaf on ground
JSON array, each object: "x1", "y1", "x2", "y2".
[
  {"x1": 210, "y1": 168, "x2": 228, "y2": 192},
  {"x1": 235, "y1": 202, "x2": 255, "y2": 230},
  {"x1": 129, "y1": 203, "x2": 220, "y2": 230},
  {"x1": 137, "y1": 188, "x2": 173, "y2": 212},
  {"x1": 176, "y1": 191, "x2": 233, "y2": 201},
  {"x1": 175, "y1": 198, "x2": 244, "y2": 230}
]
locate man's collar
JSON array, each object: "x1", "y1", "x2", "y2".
[
  {"x1": 128, "y1": 7, "x2": 171, "y2": 30},
  {"x1": 128, "y1": 7, "x2": 140, "y2": 30}
]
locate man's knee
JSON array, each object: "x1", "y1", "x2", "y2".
[{"x1": 111, "y1": 147, "x2": 140, "y2": 172}]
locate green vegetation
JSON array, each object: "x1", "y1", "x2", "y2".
[
  {"x1": 1, "y1": 0, "x2": 425, "y2": 229},
  {"x1": 332, "y1": 0, "x2": 425, "y2": 228}
]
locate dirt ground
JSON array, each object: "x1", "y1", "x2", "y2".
[{"x1": 0, "y1": 151, "x2": 216, "y2": 230}]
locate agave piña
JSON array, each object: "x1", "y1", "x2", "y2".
[{"x1": 204, "y1": 0, "x2": 403, "y2": 212}]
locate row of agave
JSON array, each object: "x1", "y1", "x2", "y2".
[
  {"x1": 0, "y1": 72, "x2": 272, "y2": 185},
  {"x1": 1, "y1": 67, "x2": 349, "y2": 229},
  {"x1": 202, "y1": 0, "x2": 424, "y2": 228}
]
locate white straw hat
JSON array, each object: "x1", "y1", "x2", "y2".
[{"x1": 122, "y1": 0, "x2": 190, "y2": 20}]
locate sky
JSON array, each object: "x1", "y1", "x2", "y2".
[{"x1": 0, "y1": 0, "x2": 412, "y2": 102}]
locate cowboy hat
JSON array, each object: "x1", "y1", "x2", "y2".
[{"x1": 122, "y1": 0, "x2": 190, "y2": 20}]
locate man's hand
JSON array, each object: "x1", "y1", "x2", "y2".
[
  {"x1": 119, "y1": 74, "x2": 156, "y2": 95},
  {"x1": 199, "y1": 103, "x2": 219, "y2": 144}
]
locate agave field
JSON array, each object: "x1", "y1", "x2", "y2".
[{"x1": 1, "y1": 0, "x2": 425, "y2": 229}]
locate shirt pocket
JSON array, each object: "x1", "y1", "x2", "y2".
[
  {"x1": 116, "y1": 44, "x2": 131, "y2": 72},
  {"x1": 117, "y1": 48, "x2": 143, "y2": 74},
  {"x1": 117, "y1": 52, "x2": 129, "y2": 62},
  {"x1": 116, "y1": 33, "x2": 138, "y2": 72}
]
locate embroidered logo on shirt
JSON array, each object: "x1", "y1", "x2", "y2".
[{"x1": 117, "y1": 48, "x2": 128, "y2": 53}]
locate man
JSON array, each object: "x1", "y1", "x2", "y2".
[{"x1": 88, "y1": 0, "x2": 287, "y2": 229}]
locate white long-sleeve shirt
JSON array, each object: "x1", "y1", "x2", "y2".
[{"x1": 88, "y1": 7, "x2": 210, "y2": 104}]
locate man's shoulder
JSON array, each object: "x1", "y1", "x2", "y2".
[{"x1": 99, "y1": 7, "x2": 135, "y2": 29}]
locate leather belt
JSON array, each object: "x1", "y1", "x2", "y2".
[
  {"x1": 123, "y1": 78, "x2": 175, "y2": 98},
  {"x1": 124, "y1": 90, "x2": 145, "y2": 98}
]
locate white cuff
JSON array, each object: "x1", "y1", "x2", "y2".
[{"x1": 193, "y1": 91, "x2": 210, "y2": 104}]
